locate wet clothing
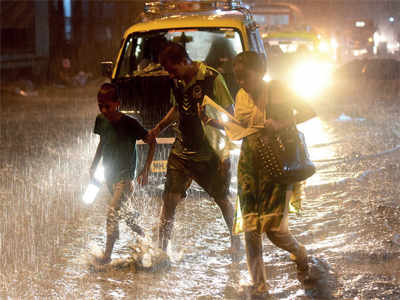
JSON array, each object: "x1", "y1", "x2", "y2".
[
  {"x1": 165, "y1": 152, "x2": 229, "y2": 199},
  {"x1": 165, "y1": 62, "x2": 233, "y2": 195},
  {"x1": 233, "y1": 81, "x2": 310, "y2": 234},
  {"x1": 243, "y1": 189, "x2": 305, "y2": 296},
  {"x1": 93, "y1": 113, "x2": 148, "y2": 186},
  {"x1": 232, "y1": 81, "x2": 314, "y2": 293},
  {"x1": 94, "y1": 114, "x2": 146, "y2": 254},
  {"x1": 169, "y1": 62, "x2": 233, "y2": 160},
  {"x1": 107, "y1": 180, "x2": 144, "y2": 238}
]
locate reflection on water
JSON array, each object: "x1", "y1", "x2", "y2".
[
  {"x1": 298, "y1": 117, "x2": 334, "y2": 160},
  {"x1": 298, "y1": 117, "x2": 348, "y2": 187},
  {"x1": 0, "y1": 103, "x2": 345, "y2": 298},
  {"x1": 1, "y1": 90, "x2": 399, "y2": 299}
]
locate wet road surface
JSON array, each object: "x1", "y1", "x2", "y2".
[{"x1": 1, "y1": 84, "x2": 400, "y2": 299}]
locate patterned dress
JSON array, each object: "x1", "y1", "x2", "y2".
[{"x1": 233, "y1": 82, "x2": 302, "y2": 234}]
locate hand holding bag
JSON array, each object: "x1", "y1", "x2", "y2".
[{"x1": 256, "y1": 87, "x2": 316, "y2": 184}]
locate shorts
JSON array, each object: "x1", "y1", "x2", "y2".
[{"x1": 164, "y1": 152, "x2": 230, "y2": 199}]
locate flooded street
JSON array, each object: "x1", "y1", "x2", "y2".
[{"x1": 1, "y1": 83, "x2": 400, "y2": 299}]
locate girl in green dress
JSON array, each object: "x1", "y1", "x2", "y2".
[
  {"x1": 231, "y1": 51, "x2": 317, "y2": 297},
  {"x1": 198, "y1": 51, "x2": 317, "y2": 297}
]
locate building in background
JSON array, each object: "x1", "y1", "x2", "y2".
[
  {"x1": 1, "y1": 1, "x2": 49, "y2": 83},
  {"x1": 1, "y1": 0, "x2": 144, "y2": 85}
]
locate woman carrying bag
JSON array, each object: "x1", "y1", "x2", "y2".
[
  {"x1": 199, "y1": 51, "x2": 317, "y2": 298},
  {"x1": 233, "y1": 51, "x2": 317, "y2": 297}
]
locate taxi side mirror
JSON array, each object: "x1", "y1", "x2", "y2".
[{"x1": 100, "y1": 61, "x2": 113, "y2": 78}]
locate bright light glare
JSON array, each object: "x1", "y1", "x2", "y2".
[
  {"x1": 94, "y1": 164, "x2": 105, "y2": 182},
  {"x1": 290, "y1": 60, "x2": 333, "y2": 99},
  {"x1": 221, "y1": 113, "x2": 229, "y2": 123},
  {"x1": 387, "y1": 42, "x2": 399, "y2": 53},
  {"x1": 83, "y1": 183, "x2": 100, "y2": 204},
  {"x1": 352, "y1": 49, "x2": 367, "y2": 57},
  {"x1": 230, "y1": 140, "x2": 242, "y2": 155},
  {"x1": 219, "y1": 138, "x2": 226, "y2": 150},
  {"x1": 263, "y1": 73, "x2": 271, "y2": 82},
  {"x1": 318, "y1": 41, "x2": 329, "y2": 53},
  {"x1": 297, "y1": 117, "x2": 335, "y2": 187},
  {"x1": 331, "y1": 38, "x2": 338, "y2": 49},
  {"x1": 355, "y1": 21, "x2": 365, "y2": 27},
  {"x1": 373, "y1": 32, "x2": 380, "y2": 45},
  {"x1": 82, "y1": 164, "x2": 104, "y2": 204}
]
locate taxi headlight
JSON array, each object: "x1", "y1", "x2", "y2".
[{"x1": 290, "y1": 60, "x2": 333, "y2": 99}]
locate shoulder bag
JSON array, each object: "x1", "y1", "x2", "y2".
[{"x1": 256, "y1": 87, "x2": 316, "y2": 184}]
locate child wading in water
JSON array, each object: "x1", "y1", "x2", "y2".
[
  {"x1": 89, "y1": 83, "x2": 155, "y2": 264},
  {"x1": 199, "y1": 51, "x2": 316, "y2": 297}
]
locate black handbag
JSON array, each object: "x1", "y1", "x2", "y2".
[{"x1": 256, "y1": 88, "x2": 316, "y2": 184}]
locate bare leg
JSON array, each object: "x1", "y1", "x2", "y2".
[
  {"x1": 97, "y1": 181, "x2": 129, "y2": 264},
  {"x1": 213, "y1": 195, "x2": 242, "y2": 260},
  {"x1": 102, "y1": 208, "x2": 119, "y2": 264},
  {"x1": 267, "y1": 229, "x2": 310, "y2": 285},
  {"x1": 158, "y1": 192, "x2": 183, "y2": 251},
  {"x1": 125, "y1": 211, "x2": 144, "y2": 236},
  {"x1": 244, "y1": 230, "x2": 269, "y2": 293},
  {"x1": 126, "y1": 222, "x2": 145, "y2": 237},
  {"x1": 267, "y1": 187, "x2": 309, "y2": 274},
  {"x1": 267, "y1": 230, "x2": 307, "y2": 265}
]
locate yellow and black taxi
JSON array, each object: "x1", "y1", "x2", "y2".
[{"x1": 102, "y1": 0, "x2": 266, "y2": 179}]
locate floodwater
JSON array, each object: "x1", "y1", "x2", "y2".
[{"x1": 1, "y1": 83, "x2": 400, "y2": 299}]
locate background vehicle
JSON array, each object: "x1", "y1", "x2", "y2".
[
  {"x1": 249, "y1": 2, "x2": 335, "y2": 100},
  {"x1": 262, "y1": 25, "x2": 335, "y2": 100},
  {"x1": 102, "y1": 0, "x2": 266, "y2": 182},
  {"x1": 329, "y1": 18, "x2": 376, "y2": 64}
]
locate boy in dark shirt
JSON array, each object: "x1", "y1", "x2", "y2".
[
  {"x1": 90, "y1": 83, "x2": 155, "y2": 264},
  {"x1": 149, "y1": 42, "x2": 241, "y2": 260}
]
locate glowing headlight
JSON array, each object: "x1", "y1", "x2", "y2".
[{"x1": 290, "y1": 60, "x2": 333, "y2": 99}]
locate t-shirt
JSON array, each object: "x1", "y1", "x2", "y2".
[
  {"x1": 93, "y1": 113, "x2": 148, "y2": 184},
  {"x1": 170, "y1": 62, "x2": 233, "y2": 161}
]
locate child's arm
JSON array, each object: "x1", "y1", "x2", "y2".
[
  {"x1": 148, "y1": 106, "x2": 178, "y2": 139},
  {"x1": 137, "y1": 136, "x2": 156, "y2": 186},
  {"x1": 89, "y1": 140, "x2": 103, "y2": 179}
]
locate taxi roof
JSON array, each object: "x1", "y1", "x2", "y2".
[{"x1": 123, "y1": 12, "x2": 250, "y2": 38}]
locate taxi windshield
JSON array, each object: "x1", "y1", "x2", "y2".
[{"x1": 116, "y1": 28, "x2": 244, "y2": 78}]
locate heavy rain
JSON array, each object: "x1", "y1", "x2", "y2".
[{"x1": 1, "y1": 0, "x2": 400, "y2": 299}]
